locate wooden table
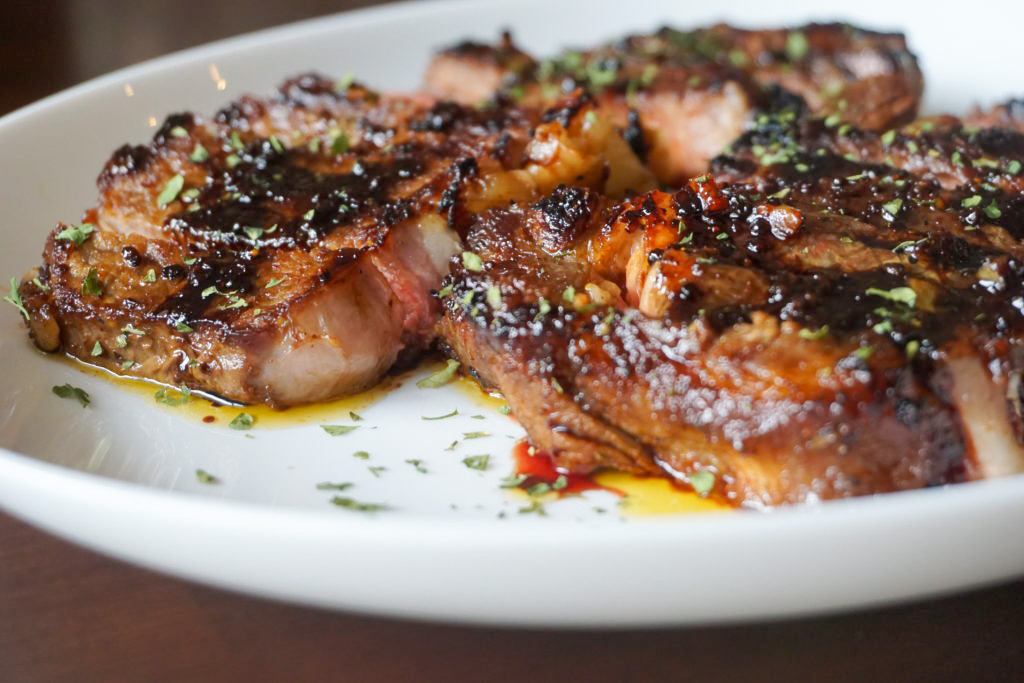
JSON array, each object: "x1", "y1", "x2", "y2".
[{"x1": 2, "y1": 2, "x2": 1023, "y2": 680}]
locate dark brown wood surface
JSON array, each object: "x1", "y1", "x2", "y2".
[{"x1": 1, "y1": 2, "x2": 1023, "y2": 681}]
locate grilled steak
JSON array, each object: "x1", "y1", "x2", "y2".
[
  {"x1": 18, "y1": 77, "x2": 653, "y2": 407},
  {"x1": 426, "y1": 23, "x2": 923, "y2": 183},
  {"x1": 438, "y1": 103, "x2": 1024, "y2": 506}
]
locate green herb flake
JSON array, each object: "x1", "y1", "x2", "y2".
[
  {"x1": 316, "y1": 481, "x2": 353, "y2": 491},
  {"x1": 90, "y1": 341, "x2": 103, "y2": 356},
  {"x1": 416, "y1": 359, "x2": 460, "y2": 388},
  {"x1": 536, "y1": 297, "x2": 552, "y2": 317},
  {"x1": 562, "y1": 285, "x2": 576, "y2": 303},
  {"x1": 881, "y1": 198, "x2": 903, "y2": 219},
  {"x1": 183, "y1": 257, "x2": 198, "y2": 266},
  {"x1": 462, "y1": 431, "x2": 490, "y2": 439},
  {"x1": 349, "y1": 411, "x2": 363, "y2": 421},
  {"x1": 552, "y1": 474, "x2": 569, "y2": 491},
  {"x1": 422, "y1": 409, "x2": 458, "y2": 421},
  {"x1": 154, "y1": 385, "x2": 191, "y2": 406},
  {"x1": 243, "y1": 226, "x2": 263, "y2": 241},
  {"x1": 352, "y1": 450, "x2": 370, "y2": 460},
  {"x1": 823, "y1": 113, "x2": 841, "y2": 128},
  {"x1": 230, "y1": 131, "x2": 243, "y2": 150},
  {"x1": 984, "y1": 201, "x2": 1003, "y2": 220},
  {"x1": 195, "y1": 469, "x2": 218, "y2": 484},
  {"x1": 329, "y1": 129, "x2": 350, "y2": 155},
  {"x1": 866, "y1": 286, "x2": 917, "y2": 308},
  {"x1": 55, "y1": 223, "x2": 95, "y2": 247},
  {"x1": 518, "y1": 499, "x2": 547, "y2": 516},
  {"x1": 303, "y1": 208, "x2": 315, "y2": 221},
  {"x1": 905, "y1": 340, "x2": 921, "y2": 359},
  {"x1": 52, "y1": 383, "x2": 90, "y2": 407},
  {"x1": 499, "y1": 473, "x2": 529, "y2": 488},
  {"x1": 880, "y1": 129, "x2": 896, "y2": 146},
  {"x1": 4, "y1": 278, "x2": 28, "y2": 320},
  {"x1": 82, "y1": 269, "x2": 103, "y2": 296},
  {"x1": 114, "y1": 334, "x2": 128, "y2": 348},
  {"x1": 175, "y1": 321, "x2": 193, "y2": 334},
  {"x1": 499, "y1": 404, "x2": 511, "y2": 416},
  {"x1": 436, "y1": 283, "x2": 453, "y2": 298},
  {"x1": 225, "y1": 154, "x2": 241, "y2": 168},
  {"x1": 269, "y1": 135, "x2": 284, "y2": 154},
  {"x1": 854, "y1": 346, "x2": 875, "y2": 360},
  {"x1": 322, "y1": 424, "x2": 359, "y2": 436},
  {"x1": 189, "y1": 143, "x2": 209, "y2": 163},
  {"x1": 799, "y1": 325, "x2": 829, "y2": 341},
  {"x1": 405, "y1": 459, "x2": 428, "y2": 474},
  {"x1": 785, "y1": 31, "x2": 809, "y2": 61},
  {"x1": 368, "y1": 466, "x2": 387, "y2": 478},
  {"x1": 461, "y1": 251, "x2": 483, "y2": 272},
  {"x1": 330, "y1": 496, "x2": 387, "y2": 512},
  {"x1": 335, "y1": 72, "x2": 355, "y2": 91},
  {"x1": 169, "y1": 125, "x2": 188, "y2": 138},
  {"x1": 951, "y1": 150, "x2": 964, "y2": 167},
  {"x1": 687, "y1": 470, "x2": 715, "y2": 497},
  {"x1": 229, "y1": 412, "x2": 255, "y2": 430},
  {"x1": 550, "y1": 377, "x2": 564, "y2": 394},
  {"x1": 462, "y1": 454, "x2": 490, "y2": 471},
  {"x1": 893, "y1": 238, "x2": 924, "y2": 253},
  {"x1": 486, "y1": 285, "x2": 502, "y2": 308},
  {"x1": 31, "y1": 277, "x2": 49, "y2": 292},
  {"x1": 122, "y1": 324, "x2": 145, "y2": 336},
  {"x1": 156, "y1": 174, "x2": 185, "y2": 207},
  {"x1": 961, "y1": 194, "x2": 983, "y2": 208},
  {"x1": 1006, "y1": 160, "x2": 1022, "y2": 175}
]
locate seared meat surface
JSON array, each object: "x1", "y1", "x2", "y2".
[
  {"x1": 438, "y1": 103, "x2": 1024, "y2": 505},
  {"x1": 426, "y1": 23, "x2": 923, "y2": 182},
  {"x1": 19, "y1": 77, "x2": 652, "y2": 407}
]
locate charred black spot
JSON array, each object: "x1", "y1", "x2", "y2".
[
  {"x1": 532, "y1": 185, "x2": 597, "y2": 252},
  {"x1": 411, "y1": 102, "x2": 466, "y2": 132},
  {"x1": 623, "y1": 109, "x2": 647, "y2": 161}
]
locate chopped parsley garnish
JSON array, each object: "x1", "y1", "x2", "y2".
[
  {"x1": 329, "y1": 129, "x2": 350, "y2": 155},
  {"x1": 854, "y1": 346, "x2": 875, "y2": 360},
  {"x1": 55, "y1": 223, "x2": 95, "y2": 247},
  {"x1": 367, "y1": 466, "x2": 387, "y2": 478},
  {"x1": 961, "y1": 194, "x2": 983, "y2": 208},
  {"x1": 893, "y1": 238, "x2": 925, "y2": 253},
  {"x1": 550, "y1": 378, "x2": 564, "y2": 394},
  {"x1": 142, "y1": 269, "x2": 156, "y2": 283},
  {"x1": 114, "y1": 334, "x2": 128, "y2": 348},
  {"x1": 169, "y1": 125, "x2": 188, "y2": 138},
  {"x1": 31, "y1": 277, "x2": 48, "y2": 291},
  {"x1": 405, "y1": 459, "x2": 428, "y2": 473},
  {"x1": 352, "y1": 450, "x2": 370, "y2": 460},
  {"x1": 330, "y1": 496, "x2": 387, "y2": 512},
  {"x1": 82, "y1": 269, "x2": 103, "y2": 296},
  {"x1": 219, "y1": 294, "x2": 248, "y2": 310},
  {"x1": 52, "y1": 383, "x2": 90, "y2": 407},
  {"x1": 1006, "y1": 160, "x2": 1022, "y2": 175},
  {"x1": 536, "y1": 297, "x2": 551, "y2": 317},
  {"x1": 562, "y1": 285, "x2": 576, "y2": 303},
  {"x1": 798, "y1": 325, "x2": 829, "y2": 341},
  {"x1": 881, "y1": 198, "x2": 903, "y2": 220},
  {"x1": 461, "y1": 251, "x2": 483, "y2": 272},
  {"x1": 880, "y1": 129, "x2": 896, "y2": 146},
  {"x1": 498, "y1": 404, "x2": 511, "y2": 416},
  {"x1": 499, "y1": 473, "x2": 529, "y2": 488},
  {"x1": 823, "y1": 113, "x2": 841, "y2": 128},
  {"x1": 189, "y1": 143, "x2": 209, "y2": 163},
  {"x1": 264, "y1": 277, "x2": 285, "y2": 289},
  {"x1": 156, "y1": 174, "x2": 185, "y2": 207},
  {"x1": 865, "y1": 286, "x2": 917, "y2": 308},
  {"x1": 269, "y1": 135, "x2": 284, "y2": 154},
  {"x1": 518, "y1": 499, "x2": 547, "y2": 516},
  {"x1": 349, "y1": 411, "x2": 363, "y2": 421},
  {"x1": 462, "y1": 454, "x2": 490, "y2": 471},
  {"x1": 984, "y1": 201, "x2": 1003, "y2": 220},
  {"x1": 416, "y1": 359, "x2": 460, "y2": 388},
  {"x1": 302, "y1": 208, "x2": 315, "y2": 220},
  {"x1": 243, "y1": 226, "x2": 263, "y2": 241},
  {"x1": 785, "y1": 31, "x2": 809, "y2": 61},
  {"x1": 905, "y1": 340, "x2": 921, "y2": 359},
  {"x1": 335, "y1": 72, "x2": 355, "y2": 91},
  {"x1": 195, "y1": 469, "x2": 218, "y2": 484},
  {"x1": 90, "y1": 341, "x2": 103, "y2": 356},
  {"x1": 552, "y1": 474, "x2": 568, "y2": 491},
  {"x1": 316, "y1": 481, "x2": 353, "y2": 491},
  {"x1": 486, "y1": 285, "x2": 502, "y2": 308},
  {"x1": 687, "y1": 470, "x2": 715, "y2": 497},
  {"x1": 462, "y1": 431, "x2": 490, "y2": 439},
  {"x1": 322, "y1": 424, "x2": 359, "y2": 436},
  {"x1": 229, "y1": 412, "x2": 255, "y2": 430},
  {"x1": 4, "y1": 278, "x2": 28, "y2": 320},
  {"x1": 225, "y1": 154, "x2": 241, "y2": 168},
  {"x1": 421, "y1": 409, "x2": 458, "y2": 420},
  {"x1": 175, "y1": 322, "x2": 193, "y2": 333},
  {"x1": 154, "y1": 385, "x2": 191, "y2": 406},
  {"x1": 122, "y1": 324, "x2": 145, "y2": 336}
]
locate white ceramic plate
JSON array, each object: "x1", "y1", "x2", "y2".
[{"x1": 2, "y1": 0, "x2": 1024, "y2": 628}]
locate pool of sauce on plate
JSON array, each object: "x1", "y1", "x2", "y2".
[{"x1": 58, "y1": 351, "x2": 731, "y2": 515}]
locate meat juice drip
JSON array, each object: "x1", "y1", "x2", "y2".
[{"x1": 511, "y1": 441, "x2": 611, "y2": 495}]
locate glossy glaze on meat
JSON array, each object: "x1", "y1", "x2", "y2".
[
  {"x1": 426, "y1": 23, "x2": 923, "y2": 183},
  {"x1": 438, "y1": 103, "x2": 1024, "y2": 505},
  {"x1": 18, "y1": 76, "x2": 653, "y2": 406}
]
